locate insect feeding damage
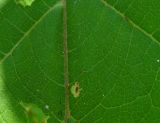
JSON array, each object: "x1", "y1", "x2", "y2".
[
  {"x1": 70, "y1": 82, "x2": 82, "y2": 98},
  {"x1": 20, "y1": 102, "x2": 49, "y2": 123}
]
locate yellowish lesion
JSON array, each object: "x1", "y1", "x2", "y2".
[{"x1": 70, "y1": 82, "x2": 82, "y2": 98}]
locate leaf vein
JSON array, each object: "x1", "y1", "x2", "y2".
[
  {"x1": 0, "y1": 2, "x2": 60, "y2": 64},
  {"x1": 101, "y1": 0, "x2": 160, "y2": 48}
]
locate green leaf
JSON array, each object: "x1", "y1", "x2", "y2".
[
  {"x1": 62, "y1": 116, "x2": 77, "y2": 123},
  {"x1": 20, "y1": 102, "x2": 49, "y2": 123},
  {"x1": 0, "y1": 0, "x2": 160, "y2": 123},
  {"x1": 15, "y1": 0, "x2": 35, "y2": 7}
]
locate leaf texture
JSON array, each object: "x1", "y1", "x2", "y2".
[{"x1": 0, "y1": 0, "x2": 160, "y2": 123}]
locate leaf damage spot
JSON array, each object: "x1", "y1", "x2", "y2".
[
  {"x1": 45, "y1": 104, "x2": 49, "y2": 110},
  {"x1": 157, "y1": 59, "x2": 160, "y2": 63},
  {"x1": 70, "y1": 82, "x2": 82, "y2": 98},
  {"x1": 15, "y1": 0, "x2": 35, "y2": 7},
  {"x1": 20, "y1": 101, "x2": 49, "y2": 123}
]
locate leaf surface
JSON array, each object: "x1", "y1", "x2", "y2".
[{"x1": 0, "y1": 0, "x2": 160, "y2": 123}]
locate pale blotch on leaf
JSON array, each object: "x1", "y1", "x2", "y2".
[
  {"x1": 0, "y1": 0, "x2": 9, "y2": 9},
  {"x1": 15, "y1": 0, "x2": 35, "y2": 7},
  {"x1": 20, "y1": 101, "x2": 49, "y2": 123},
  {"x1": 70, "y1": 82, "x2": 82, "y2": 98},
  {"x1": 45, "y1": 104, "x2": 49, "y2": 110}
]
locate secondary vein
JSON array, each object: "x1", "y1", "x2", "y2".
[
  {"x1": 101, "y1": 0, "x2": 160, "y2": 47},
  {"x1": 0, "y1": 2, "x2": 61, "y2": 64}
]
